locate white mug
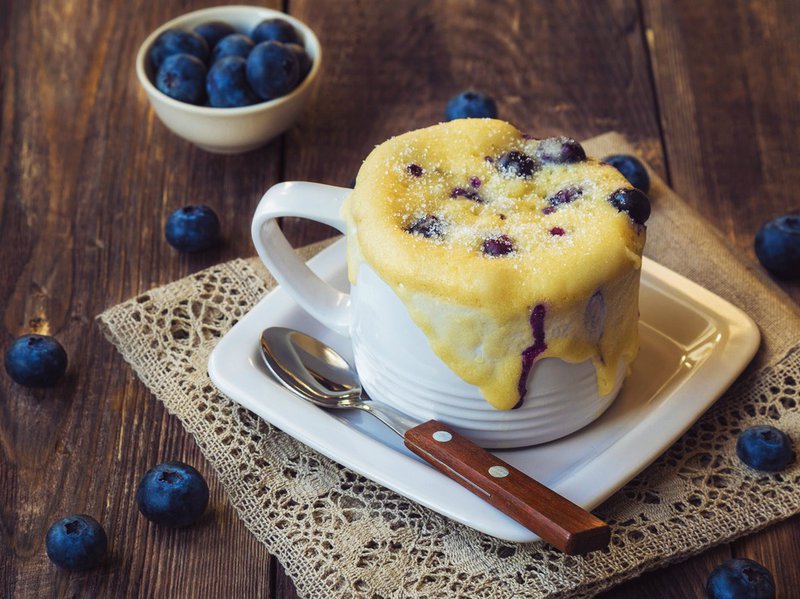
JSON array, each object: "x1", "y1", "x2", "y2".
[{"x1": 252, "y1": 181, "x2": 624, "y2": 448}]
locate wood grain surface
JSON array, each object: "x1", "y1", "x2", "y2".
[{"x1": 1, "y1": 0, "x2": 798, "y2": 597}]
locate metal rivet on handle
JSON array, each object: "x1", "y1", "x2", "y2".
[
  {"x1": 432, "y1": 431, "x2": 452, "y2": 442},
  {"x1": 489, "y1": 466, "x2": 509, "y2": 478}
]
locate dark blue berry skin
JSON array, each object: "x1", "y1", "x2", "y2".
[
  {"x1": 608, "y1": 188, "x2": 651, "y2": 225},
  {"x1": 207, "y1": 57, "x2": 259, "y2": 108},
  {"x1": 136, "y1": 462, "x2": 209, "y2": 528},
  {"x1": 155, "y1": 54, "x2": 207, "y2": 105},
  {"x1": 483, "y1": 235, "x2": 515, "y2": 256},
  {"x1": 706, "y1": 558, "x2": 776, "y2": 599},
  {"x1": 165, "y1": 205, "x2": 221, "y2": 252},
  {"x1": 251, "y1": 18, "x2": 301, "y2": 45},
  {"x1": 149, "y1": 29, "x2": 209, "y2": 71},
  {"x1": 497, "y1": 151, "x2": 536, "y2": 178},
  {"x1": 286, "y1": 43, "x2": 312, "y2": 80},
  {"x1": 211, "y1": 33, "x2": 255, "y2": 63},
  {"x1": 45, "y1": 515, "x2": 107, "y2": 571},
  {"x1": 445, "y1": 90, "x2": 498, "y2": 121},
  {"x1": 534, "y1": 136, "x2": 586, "y2": 165},
  {"x1": 193, "y1": 21, "x2": 236, "y2": 50},
  {"x1": 405, "y1": 215, "x2": 444, "y2": 238},
  {"x1": 246, "y1": 41, "x2": 300, "y2": 100},
  {"x1": 602, "y1": 154, "x2": 651, "y2": 193},
  {"x1": 736, "y1": 426, "x2": 794, "y2": 472},
  {"x1": 5, "y1": 334, "x2": 67, "y2": 387},
  {"x1": 754, "y1": 214, "x2": 800, "y2": 278}
]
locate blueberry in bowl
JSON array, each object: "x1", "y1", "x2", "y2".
[
  {"x1": 251, "y1": 17, "x2": 302, "y2": 45},
  {"x1": 135, "y1": 6, "x2": 322, "y2": 153},
  {"x1": 148, "y1": 29, "x2": 209, "y2": 70},
  {"x1": 246, "y1": 41, "x2": 301, "y2": 101},
  {"x1": 155, "y1": 54, "x2": 207, "y2": 105},
  {"x1": 193, "y1": 20, "x2": 236, "y2": 49},
  {"x1": 211, "y1": 33, "x2": 255, "y2": 63},
  {"x1": 207, "y1": 57, "x2": 259, "y2": 108}
]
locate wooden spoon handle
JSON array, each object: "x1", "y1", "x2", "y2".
[{"x1": 403, "y1": 420, "x2": 610, "y2": 554}]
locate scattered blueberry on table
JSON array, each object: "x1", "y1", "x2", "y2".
[
  {"x1": 165, "y1": 205, "x2": 221, "y2": 253},
  {"x1": 754, "y1": 214, "x2": 800, "y2": 278},
  {"x1": 445, "y1": 90, "x2": 498, "y2": 121},
  {"x1": 149, "y1": 29, "x2": 209, "y2": 70},
  {"x1": 4, "y1": 334, "x2": 68, "y2": 387},
  {"x1": 155, "y1": 54, "x2": 208, "y2": 104},
  {"x1": 45, "y1": 515, "x2": 108, "y2": 571},
  {"x1": 736, "y1": 425, "x2": 794, "y2": 472},
  {"x1": 706, "y1": 558, "x2": 776, "y2": 599},
  {"x1": 136, "y1": 462, "x2": 209, "y2": 528},
  {"x1": 148, "y1": 18, "x2": 311, "y2": 107},
  {"x1": 602, "y1": 154, "x2": 651, "y2": 193}
]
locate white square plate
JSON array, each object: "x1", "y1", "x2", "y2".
[{"x1": 208, "y1": 239, "x2": 760, "y2": 542}]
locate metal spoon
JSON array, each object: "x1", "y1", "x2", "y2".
[{"x1": 260, "y1": 326, "x2": 610, "y2": 554}]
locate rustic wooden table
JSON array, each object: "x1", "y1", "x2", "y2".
[{"x1": 3, "y1": 0, "x2": 799, "y2": 596}]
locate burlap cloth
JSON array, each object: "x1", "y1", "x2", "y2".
[{"x1": 98, "y1": 133, "x2": 800, "y2": 598}]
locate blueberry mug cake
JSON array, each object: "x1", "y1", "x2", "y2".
[{"x1": 343, "y1": 119, "x2": 650, "y2": 410}]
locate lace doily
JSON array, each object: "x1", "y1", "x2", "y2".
[{"x1": 98, "y1": 133, "x2": 800, "y2": 598}]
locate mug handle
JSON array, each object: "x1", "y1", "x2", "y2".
[{"x1": 251, "y1": 181, "x2": 352, "y2": 336}]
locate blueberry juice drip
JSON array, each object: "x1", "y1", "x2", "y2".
[{"x1": 514, "y1": 304, "x2": 547, "y2": 409}]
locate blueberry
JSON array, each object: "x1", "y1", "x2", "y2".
[
  {"x1": 45, "y1": 515, "x2": 107, "y2": 571},
  {"x1": 497, "y1": 151, "x2": 536, "y2": 178},
  {"x1": 251, "y1": 18, "x2": 301, "y2": 45},
  {"x1": 444, "y1": 90, "x2": 498, "y2": 121},
  {"x1": 165, "y1": 205, "x2": 221, "y2": 252},
  {"x1": 483, "y1": 235, "x2": 514, "y2": 256},
  {"x1": 286, "y1": 43, "x2": 312, "y2": 80},
  {"x1": 450, "y1": 187, "x2": 483, "y2": 202},
  {"x1": 5, "y1": 334, "x2": 68, "y2": 387},
  {"x1": 754, "y1": 214, "x2": 800, "y2": 278},
  {"x1": 608, "y1": 188, "x2": 651, "y2": 225},
  {"x1": 736, "y1": 425, "x2": 794, "y2": 472},
  {"x1": 211, "y1": 33, "x2": 255, "y2": 63},
  {"x1": 406, "y1": 164, "x2": 423, "y2": 177},
  {"x1": 534, "y1": 136, "x2": 586, "y2": 165},
  {"x1": 193, "y1": 21, "x2": 236, "y2": 50},
  {"x1": 148, "y1": 29, "x2": 209, "y2": 71},
  {"x1": 136, "y1": 461, "x2": 209, "y2": 528},
  {"x1": 602, "y1": 154, "x2": 651, "y2": 193},
  {"x1": 206, "y1": 57, "x2": 259, "y2": 108},
  {"x1": 155, "y1": 54, "x2": 207, "y2": 104},
  {"x1": 706, "y1": 558, "x2": 776, "y2": 599},
  {"x1": 405, "y1": 215, "x2": 444, "y2": 238},
  {"x1": 546, "y1": 185, "x2": 583, "y2": 211},
  {"x1": 246, "y1": 41, "x2": 300, "y2": 101}
]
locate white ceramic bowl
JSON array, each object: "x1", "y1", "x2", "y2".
[{"x1": 135, "y1": 5, "x2": 321, "y2": 154}]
